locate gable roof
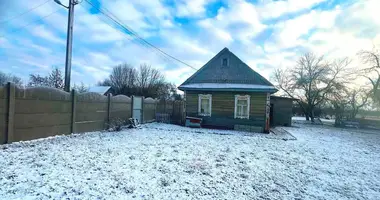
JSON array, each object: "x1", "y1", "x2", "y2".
[
  {"x1": 178, "y1": 48, "x2": 277, "y2": 93},
  {"x1": 88, "y1": 86, "x2": 111, "y2": 95}
]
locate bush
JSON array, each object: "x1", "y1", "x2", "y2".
[{"x1": 108, "y1": 118, "x2": 127, "y2": 132}]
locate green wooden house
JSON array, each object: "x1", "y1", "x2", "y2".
[{"x1": 178, "y1": 47, "x2": 278, "y2": 133}]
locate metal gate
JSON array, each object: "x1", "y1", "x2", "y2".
[{"x1": 132, "y1": 96, "x2": 143, "y2": 123}]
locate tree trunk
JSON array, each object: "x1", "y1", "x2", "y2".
[
  {"x1": 309, "y1": 107, "x2": 315, "y2": 123},
  {"x1": 334, "y1": 105, "x2": 344, "y2": 127}
]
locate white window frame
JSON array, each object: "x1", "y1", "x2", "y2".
[
  {"x1": 198, "y1": 94, "x2": 212, "y2": 116},
  {"x1": 234, "y1": 95, "x2": 250, "y2": 119}
]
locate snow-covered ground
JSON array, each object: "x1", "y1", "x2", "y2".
[
  {"x1": 292, "y1": 116, "x2": 336, "y2": 125},
  {"x1": 1, "y1": 122, "x2": 379, "y2": 200}
]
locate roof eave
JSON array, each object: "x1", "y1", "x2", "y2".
[{"x1": 178, "y1": 87, "x2": 278, "y2": 93}]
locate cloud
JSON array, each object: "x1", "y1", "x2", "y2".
[
  {"x1": 266, "y1": 8, "x2": 341, "y2": 51},
  {"x1": 258, "y1": 0, "x2": 328, "y2": 19},
  {"x1": 197, "y1": 0, "x2": 266, "y2": 47},
  {"x1": 1, "y1": 0, "x2": 379, "y2": 88},
  {"x1": 175, "y1": 0, "x2": 214, "y2": 18},
  {"x1": 30, "y1": 25, "x2": 65, "y2": 44}
]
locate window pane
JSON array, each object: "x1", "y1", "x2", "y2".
[
  {"x1": 237, "y1": 99, "x2": 247, "y2": 106},
  {"x1": 242, "y1": 106, "x2": 247, "y2": 116},
  {"x1": 237, "y1": 106, "x2": 242, "y2": 116},
  {"x1": 201, "y1": 98, "x2": 209, "y2": 114}
]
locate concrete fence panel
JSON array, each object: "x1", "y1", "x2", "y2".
[
  {"x1": 110, "y1": 95, "x2": 131, "y2": 123},
  {"x1": 13, "y1": 86, "x2": 72, "y2": 142},
  {"x1": 75, "y1": 92, "x2": 108, "y2": 133},
  {"x1": 143, "y1": 98, "x2": 157, "y2": 123},
  {"x1": 0, "y1": 83, "x2": 160, "y2": 144},
  {"x1": 0, "y1": 86, "x2": 7, "y2": 144}
]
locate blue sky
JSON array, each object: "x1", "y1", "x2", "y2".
[{"x1": 0, "y1": 0, "x2": 379, "y2": 87}]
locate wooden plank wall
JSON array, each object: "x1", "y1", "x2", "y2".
[
  {"x1": 271, "y1": 98, "x2": 293, "y2": 126},
  {"x1": 185, "y1": 91, "x2": 266, "y2": 129},
  {"x1": 13, "y1": 87, "x2": 72, "y2": 142},
  {"x1": 0, "y1": 87, "x2": 7, "y2": 144}
]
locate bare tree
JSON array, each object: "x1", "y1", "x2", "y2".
[
  {"x1": 358, "y1": 47, "x2": 380, "y2": 104},
  {"x1": 28, "y1": 74, "x2": 49, "y2": 87},
  {"x1": 100, "y1": 63, "x2": 172, "y2": 98},
  {"x1": 0, "y1": 71, "x2": 23, "y2": 87},
  {"x1": 137, "y1": 64, "x2": 167, "y2": 97},
  {"x1": 348, "y1": 88, "x2": 370, "y2": 119},
  {"x1": 72, "y1": 82, "x2": 88, "y2": 93},
  {"x1": 107, "y1": 63, "x2": 137, "y2": 95},
  {"x1": 273, "y1": 52, "x2": 352, "y2": 122},
  {"x1": 28, "y1": 67, "x2": 64, "y2": 90},
  {"x1": 328, "y1": 83, "x2": 350, "y2": 126},
  {"x1": 48, "y1": 67, "x2": 64, "y2": 90}
]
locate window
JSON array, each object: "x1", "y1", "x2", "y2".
[
  {"x1": 198, "y1": 94, "x2": 212, "y2": 116},
  {"x1": 222, "y1": 58, "x2": 228, "y2": 66},
  {"x1": 234, "y1": 95, "x2": 250, "y2": 119}
]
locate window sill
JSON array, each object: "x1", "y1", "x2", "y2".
[{"x1": 235, "y1": 116, "x2": 249, "y2": 119}]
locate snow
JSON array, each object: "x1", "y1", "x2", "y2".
[
  {"x1": 87, "y1": 86, "x2": 111, "y2": 94},
  {"x1": 1, "y1": 123, "x2": 380, "y2": 199},
  {"x1": 179, "y1": 83, "x2": 276, "y2": 90},
  {"x1": 293, "y1": 116, "x2": 336, "y2": 125}
]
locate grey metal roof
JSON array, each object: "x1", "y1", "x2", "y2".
[
  {"x1": 88, "y1": 86, "x2": 111, "y2": 94},
  {"x1": 179, "y1": 48, "x2": 277, "y2": 93}
]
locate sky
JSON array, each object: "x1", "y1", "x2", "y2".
[{"x1": 0, "y1": 0, "x2": 379, "y2": 87}]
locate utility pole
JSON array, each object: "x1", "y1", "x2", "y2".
[{"x1": 54, "y1": 0, "x2": 78, "y2": 92}]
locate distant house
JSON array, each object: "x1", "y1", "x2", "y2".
[
  {"x1": 88, "y1": 86, "x2": 113, "y2": 96},
  {"x1": 178, "y1": 47, "x2": 294, "y2": 133}
]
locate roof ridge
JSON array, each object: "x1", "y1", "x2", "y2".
[
  {"x1": 180, "y1": 47, "x2": 230, "y2": 86},
  {"x1": 179, "y1": 47, "x2": 275, "y2": 88}
]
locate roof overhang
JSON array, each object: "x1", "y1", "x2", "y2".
[
  {"x1": 270, "y1": 96, "x2": 298, "y2": 101},
  {"x1": 178, "y1": 83, "x2": 278, "y2": 93}
]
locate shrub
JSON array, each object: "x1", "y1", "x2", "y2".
[{"x1": 108, "y1": 118, "x2": 127, "y2": 132}]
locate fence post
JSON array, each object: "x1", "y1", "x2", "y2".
[
  {"x1": 70, "y1": 89, "x2": 76, "y2": 134},
  {"x1": 155, "y1": 99, "x2": 157, "y2": 122},
  {"x1": 5, "y1": 82, "x2": 15, "y2": 143},
  {"x1": 172, "y1": 100, "x2": 175, "y2": 124},
  {"x1": 107, "y1": 93, "x2": 111, "y2": 129},
  {"x1": 131, "y1": 95, "x2": 134, "y2": 120},
  {"x1": 163, "y1": 98, "x2": 166, "y2": 113},
  {"x1": 141, "y1": 96, "x2": 145, "y2": 124}
]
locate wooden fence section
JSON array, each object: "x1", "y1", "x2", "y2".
[
  {"x1": 0, "y1": 83, "x2": 163, "y2": 144},
  {"x1": 156, "y1": 99, "x2": 185, "y2": 125}
]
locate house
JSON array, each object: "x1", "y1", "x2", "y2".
[
  {"x1": 178, "y1": 47, "x2": 293, "y2": 133},
  {"x1": 88, "y1": 86, "x2": 113, "y2": 96}
]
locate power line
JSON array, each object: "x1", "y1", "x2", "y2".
[
  {"x1": 78, "y1": 2, "x2": 175, "y2": 67},
  {"x1": 83, "y1": 0, "x2": 197, "y2": 70},
  {"x1": 0, "y1": 0, "x2": 52, "y2": 25},
  {"x1": 82, "y1": 0, "x2": 175, "y2": 65},
  {"x1": 0, "y1": 9, "x2": 61, "y2": 38}
]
